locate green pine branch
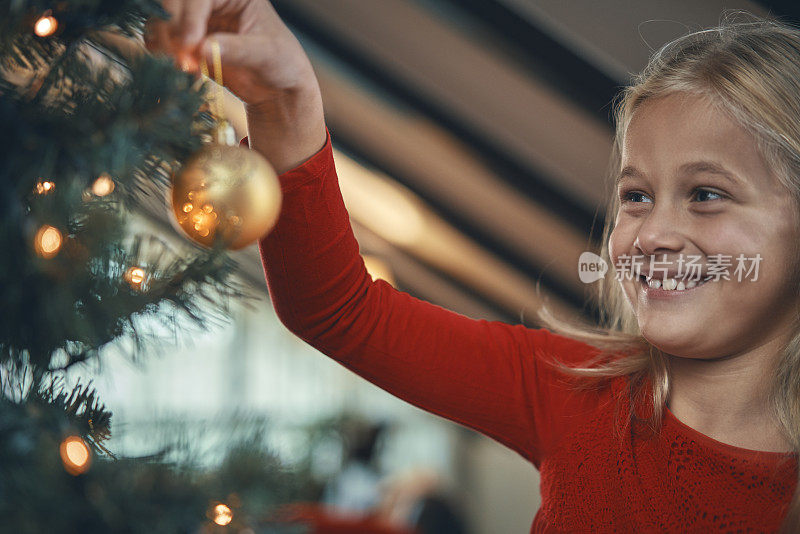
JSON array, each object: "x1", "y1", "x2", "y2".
[
  {"x1": 0, "y1": 3, "x2": 309, "y2": 532},
  {"x1": 0, "y1": 1, "x2": 250, "y2": 373}
]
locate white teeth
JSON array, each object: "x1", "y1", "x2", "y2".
[
  {"x1": 643, "y1": 276, "x2": 709, "y2": 290},
  {"x1": 661, "y1": 278, "x2": 678, "y2": 290}
]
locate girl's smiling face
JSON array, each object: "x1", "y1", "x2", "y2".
[{"x1": 608, "y1": 91, "x2": 800, "y2": 359}]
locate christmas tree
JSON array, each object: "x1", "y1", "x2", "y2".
[{"x1": 0, "y1": 1, "x2": 313, "y2": 531}]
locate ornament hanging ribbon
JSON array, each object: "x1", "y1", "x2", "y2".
[
  {"x1": 199, "y1": 40, "x2": 236, "y2": 145},
  {"x1": 200, "y1": 39, "x2": 225, "y2": 116}
]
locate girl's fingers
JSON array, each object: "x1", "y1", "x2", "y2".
[
  {"x1": 179, "y1": 0, "x2": 214, "y2": 49},
  {"x1": 143, "y1": 0, "x2": 184, "y2": 55},
  {"x1": 161, "y1": 0, "x2": 185, "y2": 39},
  {"x1": 146, "y1": 1, "x2": 306, "y2": 90},
  {"x1": 143, "y1": 16, "x2": 168, "y2": 53}
]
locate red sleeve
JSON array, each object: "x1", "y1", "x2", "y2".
[{"x1": 254, "y1": 129, "x2": 606, "y2": 468}]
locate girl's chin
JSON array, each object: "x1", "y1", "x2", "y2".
[
  {"x1": 638, "y1": 323, "x2": 705, "y2": 353},
  {"x1": 640, "y1": 337, "x2": 701, "y2": 358}
]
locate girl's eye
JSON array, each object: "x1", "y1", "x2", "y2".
[
  {"x1": 693, "y1": 188, "x2": 723, "y2": 202},
  {"x1": 619, "y1": 190, "x2": 652, "y2": 204}
]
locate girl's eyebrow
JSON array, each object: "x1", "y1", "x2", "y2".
[{"x1": 615, "y1": 161, "x2": 742, "y2": 187}]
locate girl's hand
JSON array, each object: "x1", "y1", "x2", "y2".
[{"x1": 144, "y1": 0, "x2": 327, "y2": 174}]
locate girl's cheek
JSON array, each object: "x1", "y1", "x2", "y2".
[
  {"x1": 608, "y1": 211, "x2": 631, "y2": 259},
  {"x1": 607, "y1": 228, "x2": 627, "y2": 266}
]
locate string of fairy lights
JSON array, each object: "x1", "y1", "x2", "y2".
[
  {"x1": 27, "y1": 10, "x2": 239, "y2": 529},
  {"x1": 56, "y1": 430, "x2": 235, "y2": 527},
  {"x1": 56, "y1": 433, "x2": 235, "y2": 526},
  {"x1": 32, "y1": 173, "x2": 150, "y2": 290}
]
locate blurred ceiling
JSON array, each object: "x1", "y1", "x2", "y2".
[{"x1": 230, "y1": 0, "x2": 795, "y2": 325}]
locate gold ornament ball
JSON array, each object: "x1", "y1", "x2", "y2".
[{"x1": 170, "y1": 144, "x2": 281, "y2": 249}]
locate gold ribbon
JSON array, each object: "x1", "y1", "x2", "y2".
[{"x1": 199, "y1": 39, "x2": 225, "y2": 121}]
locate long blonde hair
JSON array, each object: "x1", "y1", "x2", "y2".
[{"x1": 534, "y1": 12, "x2": 800, "y2": 532}]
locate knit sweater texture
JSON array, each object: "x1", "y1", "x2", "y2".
[{"x1": 253, "y1": 130, "x2": 797, "y2": 533}]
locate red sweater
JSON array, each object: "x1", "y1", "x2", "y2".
[{"x1": 255, "y1": 130, "x2": 798, "y2": 533}]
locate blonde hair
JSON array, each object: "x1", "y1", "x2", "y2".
[{"x1": 534, "y1": 12, "x2": 800, "y2": 532}]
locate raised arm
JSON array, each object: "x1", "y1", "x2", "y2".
[{"x1": 256, "y1": 128, "x2": 603, "y2": 467}]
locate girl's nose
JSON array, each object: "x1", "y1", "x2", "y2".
[{"x1": 633, "y1": 205, "x2": 684, "y2": 257}]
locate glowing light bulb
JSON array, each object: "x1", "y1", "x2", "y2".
[
  {"x1": 34, "y1": 225, "x2": 62, "y2": 258},
  {"x1": 34, "y1": 14, "x2": 57, "y2": 37},
  {"x1": 124, "y1": 266, "x2": 146, "y2": 289},
  {"x1": 60, "y1": 435, "x2": 91, "y2": 475},
  {"x1": 91, "y1": 174, "x2": 115, "y2": 196},
  {"x1": 182, "y1": 202, "x2": 193, "y2": 213},
  {"x1": 35, "y1": 180, "x2": 55, "y2": 195},
  {"x1": 212, "y1": 503, "x2": 233, "y2": 526}
]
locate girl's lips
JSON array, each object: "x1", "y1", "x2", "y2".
[{"x1": 638, "y1": 275, "x2": 711, "y2": 297}]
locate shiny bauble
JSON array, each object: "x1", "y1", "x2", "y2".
[{"x1": 170, "y1": 143, "x2": 281, "y2": 250}]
